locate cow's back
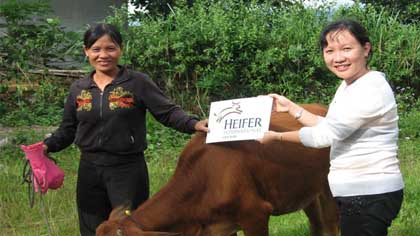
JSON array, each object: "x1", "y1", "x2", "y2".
[{"x1": 178, "y1": 104, "x2": 330, "y2": 215}]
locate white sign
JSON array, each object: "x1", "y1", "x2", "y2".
[{"x1": 206, "y1": 96, "x2": 273, "y2": 143}]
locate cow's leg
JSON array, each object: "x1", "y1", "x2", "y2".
[
  {"x1": 237, "y1": 199, "x2": 272, "y2": 236},
  {"x1": 318, "y1": 184, "x2": 339, "y2": 236},
  {"x1": 303, "y1": 185, "x2": 339, "y2": 236},
  {"x1": 304, "y1": 197, "x2": 326, "y2": 236}
]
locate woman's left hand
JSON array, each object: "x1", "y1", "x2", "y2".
[{"x1": 194, "y1": 119, "x2": 209, "y2": 133}]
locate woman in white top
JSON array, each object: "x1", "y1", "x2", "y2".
[{"x1": 259, "y1": 19, "x2": 404, "y2": 236}]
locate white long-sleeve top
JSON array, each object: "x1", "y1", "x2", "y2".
[{"x1": 299, "y1": 71, "x2": 404, "y2": 197}]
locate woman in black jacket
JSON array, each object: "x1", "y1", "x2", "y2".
[{"x1": 43, "y1": 23, "x2": 208, "y2": 236}]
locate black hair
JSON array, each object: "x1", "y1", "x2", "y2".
[
  {"x1": 319, "y1": 19, "x2": 372, "y2": 57},
  {"x1": 83, "y1": 23, "x2": 123, "y2": 49}
]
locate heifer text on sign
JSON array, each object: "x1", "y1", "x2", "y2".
[{"x1": 206, "y1": 96, "x2": 273, "y2": 143}]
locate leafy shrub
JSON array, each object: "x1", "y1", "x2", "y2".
[
  {"x1": 106, "y1": 1, "x2": 419, "y2": 114},
  {"x1": 1, "y1": 0, "x2": 419, "y2": 127},
  {"x1": 0, "y1": 0, "x2": 82, "y2": 72},
  {"x1": 360, "y1": 0, "x2": 420, "y2": 24},
  {"x1": 0, "y1": 0, "x2": 82, "y2": 126},
  {"x1": 0, "y1": 76, "x2": 69, "y2": 126},
  {"x1": 399, "y1": 98, "x2": 420, "y2": 139}
]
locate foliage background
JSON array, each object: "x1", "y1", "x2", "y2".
[
  {"x1": 360, "y1": 0, "x2": 420, "y2": 23},
  {"x1": 1, "y1": 0, "x2": 419, "y2": 126}
]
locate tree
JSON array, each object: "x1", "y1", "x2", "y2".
[
  {"x1": 129, "y1": 0, "x2": 191, "y2": 17},
  {"x1": 359, "y1": 0, "x2": 420, "y2": 23},
  {"x1": 129, "y1": 0, "x2": 303, "y2": 18}
]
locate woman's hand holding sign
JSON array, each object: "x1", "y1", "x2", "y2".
[
  {"x1": 268, "y1": 93, "x2": 320, "y2": 127},
  {"x1": 268, "y1": 93, "x2": 291, "y2": 113},
  {"x1": 258, "y1": 93, "x2": 320, "y2": 144},
  {"x1": 194, "y1": 119, "x2": 209, "y2": 133}
]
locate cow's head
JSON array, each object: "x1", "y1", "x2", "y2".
[{"x1": 96, "y1": 207, "x2": 182, "y2": 236}]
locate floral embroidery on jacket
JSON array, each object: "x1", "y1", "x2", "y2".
[
  {"x1": 76, "y1": 90, "x2": 92, "y2": 111},
  {"x1": 109, "y1": 87, "x2": 135, "y2": 110}
]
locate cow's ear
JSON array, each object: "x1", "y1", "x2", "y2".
[{"x1": 109, "y1": 205, "x2": 129, "y2": 220}]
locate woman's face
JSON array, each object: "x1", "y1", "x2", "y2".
[
  {"x1": 84, "y1": 35, "x2": 122, "y2": 75},
  {"x1": 323, "y1": 29, "x2": 371, "y2": 85}
]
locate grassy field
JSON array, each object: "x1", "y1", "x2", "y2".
[{"x1": 0, "y1": 128, "x2": 419, "y2": 236}]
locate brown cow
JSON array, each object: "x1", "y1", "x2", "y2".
[{"x1": 96, "y1": 104, "x2": 339, "y2": 236}]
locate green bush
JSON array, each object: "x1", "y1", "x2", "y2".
[
  {"x1": 360, "y1": 0, "x2": 420, "y2": 24},
  {"x1": 0, "y1": 0, "x2": 82, "y2": 126},
  {"x1": 1, "y1": 1, "x2": 419, "y2": 127},
  {"x1": 0, "y1": 77, "x2": 69, "y2": 126},
  {"x1": 399, "y1": 99, "x2": 420, "y2": 139},
  {"x1": 108, "y1": 2, "x2": 337, "y2": 110},
  {"x1": 106, "y1": 1, "x2": 419, "y2": 113},
  {"x1": 0, "y1": 0, "x2": 82, "y2": 72}
]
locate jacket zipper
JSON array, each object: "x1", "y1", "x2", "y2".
[
  {"x1": 100, "y1": 92, "x2": 104, "y2": 118},
  {"x1": 98, "y1": 91, "x2": 104, "y2": 145}
]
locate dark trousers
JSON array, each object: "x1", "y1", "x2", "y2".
[
  {"x1": 76, "y1": 155, "x2": 149, "y2": 236},
  {"x1": 335, "y1": 190, "x2": 403, "y2": 236}
]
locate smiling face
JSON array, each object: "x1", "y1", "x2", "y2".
[
  {"x1": 322, "y1": 29, "x2": 371, "y2": 85},
  {"x1": 84, "y1": 34, "x2": 122, "y2": 75}
]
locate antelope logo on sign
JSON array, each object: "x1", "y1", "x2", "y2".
[{"x1": 214, "y1": 102, "x2": 243, "y2": 123}]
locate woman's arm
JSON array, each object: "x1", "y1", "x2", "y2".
[
  {"x1": 140, "y1": 74, "x2": 207, "y2": 134},
  {"x1": 258, "y1": 94, "x2": 326, "y2": 146},
  {"x1": 268, "y1": 94, "x2": 321, "y2": 127},
  {"x1": 258, "y1": 130, "x2": 301, "y2": 144}
]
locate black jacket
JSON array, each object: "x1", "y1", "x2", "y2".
[{"x1": 44, "y1": 66, "x2": 198, "y2": 162}]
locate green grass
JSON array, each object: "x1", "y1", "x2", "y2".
[{"x1": 1, "y1": 127, "x2": 419, "y2": 236}]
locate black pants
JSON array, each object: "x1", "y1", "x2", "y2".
[
  {"x1": 76, "y1": 155, "x2": 149, "y2": 236},
  {"x1": 335, "y1": 190, "x2": 403, "y2": 236}
]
